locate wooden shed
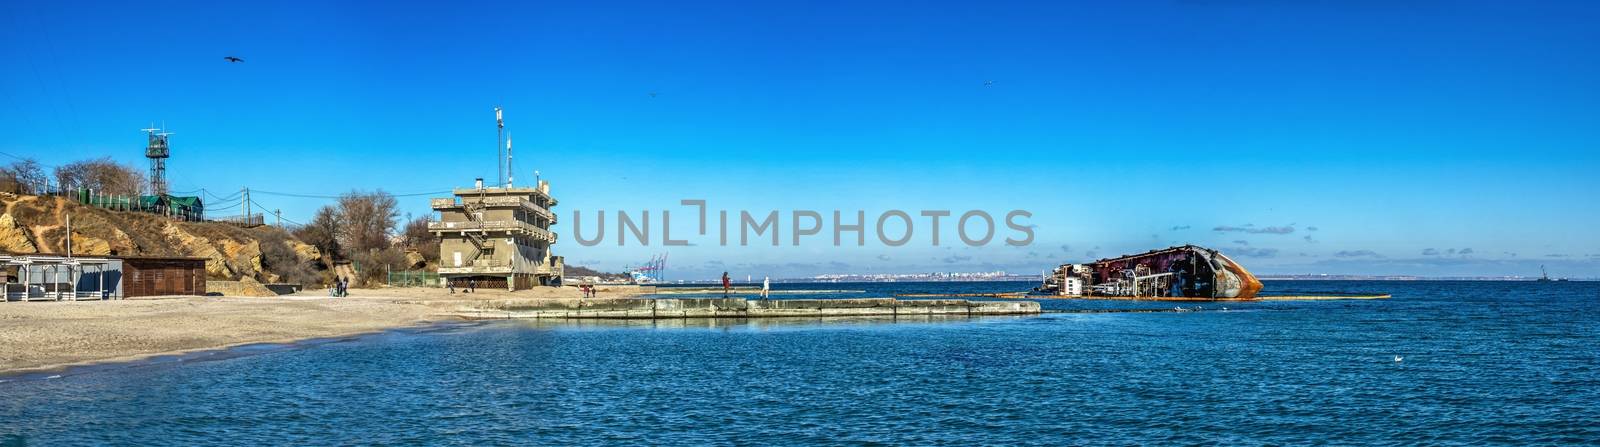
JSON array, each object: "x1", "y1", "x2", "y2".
[{"x1": 118, "y1": 256, "x2": 207, "y2": 297}]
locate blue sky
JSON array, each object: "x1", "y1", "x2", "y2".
[{"x1": 3, "y1": 0, "x2": 1598, "y2": 279}]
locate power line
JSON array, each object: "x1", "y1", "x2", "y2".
[
  {"x1": 202, "y1": 197, "x2": 243, "y2": 209},
  {"x1": 201, "y1": 188, "x2": 242, "y2": 202},
  {"x1": 250, "y1": 188, "x2": 453, "y2": 199},
  {"x1": 0, "y1": 151, "x2": 57, "y2": 168},
  {"x1": 250, "y1": 197, "x2": 306, "y2": 227}
]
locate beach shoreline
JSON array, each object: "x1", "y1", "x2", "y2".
[{"x1": 0, "y1": 285, "x2": 641, "y2": 376}]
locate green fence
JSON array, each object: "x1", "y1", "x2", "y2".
[
  {"x1": 72, "y1": 189, "x2": 205, "y2": 221},
  {"x1": 386, "y1": 269, "x2": 441, "y2": 287}
]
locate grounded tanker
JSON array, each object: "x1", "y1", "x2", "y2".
[{"x1": 1036, "y1": 245, "x2": 1264, "y2": 299}]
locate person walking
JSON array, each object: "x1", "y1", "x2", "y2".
[
  {"x1": 467, "y1": 278, "x2": 476, "y2": 293},
  {"x1": 721, "y1": 272, "x2": 731, "y2": 298},
  {"x1": 761, "y1": 276, "x2": 770, "y2": 300}
]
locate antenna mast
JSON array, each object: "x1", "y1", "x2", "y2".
[{"x1": 495, "y1": 106, "x2": 505, "y2": 187}]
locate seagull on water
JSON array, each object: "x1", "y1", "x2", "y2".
[{"x1": 1394, "y1": 356, "x2": 1404, "y2": 363}]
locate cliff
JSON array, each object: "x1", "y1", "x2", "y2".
[{"x1": 0, "y1": 193, "x2": 323, "y2": 283}]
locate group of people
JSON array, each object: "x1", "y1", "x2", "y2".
[
  {"x1": 578, "y1": 284, "x2": 597, "y2": 298},
  {"x1": 329, "y1": 277, "x2": 350, "y2": 297},
  {"x1": 448, "y1": 278, "x2": 477, "y2": 294},
  {"x1": 720, "y1": 272, "x2": 771, "y2": 299}
]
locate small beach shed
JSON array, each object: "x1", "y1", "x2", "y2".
[{"x1": 117, "y1": 256, "x2": 207, "y2": 297}]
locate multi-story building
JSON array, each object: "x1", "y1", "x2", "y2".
[{"x1": 429, "y1": 178, "x2": 562, "y2": 290}]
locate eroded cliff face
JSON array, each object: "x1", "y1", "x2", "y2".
[{"x1": 0, "y1": 194, "x2": 322, "y2": 282}]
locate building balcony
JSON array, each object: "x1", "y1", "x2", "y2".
[
  {"x1": 431, "y1": 197, "x2": 556, "y2": 223},
  {"x1": 428, "y1": 219, "x2": 557, "y2": 242},
  {"x1": 449, "y1": 185, "x2": 558, "y2": 208}
]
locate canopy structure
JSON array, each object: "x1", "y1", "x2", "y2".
[{"x1": 1, "y1": 254, "x2": 121, "y2": 301}]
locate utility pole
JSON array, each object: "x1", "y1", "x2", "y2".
[
  {"x1": 242, "y1": 187, "x2": 250, "y2": 225},
  {"x1": 275, "y1": 209, "x2": 282, "y2": 227},
  {"x1": 506, "y1": 133, "x2": 514, "y2": 186},
  {"x1": 65, "y1": 214, "x2": 72, "y2": 258}
]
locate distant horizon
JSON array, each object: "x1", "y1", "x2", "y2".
[{"x1": 588, "y1": 265, "x2": 1596, "y2": 283}]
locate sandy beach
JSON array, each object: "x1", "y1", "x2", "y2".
[{"x1": 0, "y1": 285, "x2": 644, "y2": 375}]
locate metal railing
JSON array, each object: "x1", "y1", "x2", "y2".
[{"x1": 428, "y1": 219, "x2": 556, "y2": 241}]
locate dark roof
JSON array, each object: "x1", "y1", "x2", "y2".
[{"x1": 113, "y1": 255, "x2": 209, "y2": 262}]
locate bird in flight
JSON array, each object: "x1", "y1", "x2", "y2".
[{"x1": 224, "y1": 56, "x2": 244, "y2": 63}]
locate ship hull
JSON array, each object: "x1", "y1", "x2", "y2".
[{"x1": 1039, "y1": 245, "x2": 1263, "y2": 299}]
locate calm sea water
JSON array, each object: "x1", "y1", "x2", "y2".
[{"x1": 2, "y1": 281, "x2": 1597, "y2": 445}]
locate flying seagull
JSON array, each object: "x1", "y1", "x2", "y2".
[{"x1": 224, "y1": 56, "x2": 244, "y2": 63}]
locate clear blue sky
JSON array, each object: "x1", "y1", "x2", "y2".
[{"x1": 3, "y1": 0, "x2": 1597, "y2": 279}]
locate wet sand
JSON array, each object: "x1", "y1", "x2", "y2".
[{"x1": 0, "y1": 285, "x2": 645, "y2": 375}]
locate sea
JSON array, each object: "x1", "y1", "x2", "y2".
[{"x1": 2, "y1": 280, "x2": 1596, "y2": 445}]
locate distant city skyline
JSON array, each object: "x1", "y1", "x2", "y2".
[{"x1": 3, "y1": 1, "x2": 1597, "y2": 279}]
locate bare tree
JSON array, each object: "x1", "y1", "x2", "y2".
[
  {"x1": 54, "y1": 157, "x2": 145, "y2": 195},
  {"x1": 335, "y1": 190, "x2": 399, "y2": 254},
  {"x1": 256, "y1": 227, "x2": 323, "y2": 285},
  {"x1": 0, "y1": 159, "x2": 48, "y2": 194},
  {"x1": 400, "y1": 214, "x2": 440, "y2": 262},
  {"x1": 293, "y1": 205, "x2": 343, "y2": 259}
]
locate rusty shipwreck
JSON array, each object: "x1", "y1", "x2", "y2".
[{"x1": 1036, "y1": 245, "x2": 1264, "y2": 300}]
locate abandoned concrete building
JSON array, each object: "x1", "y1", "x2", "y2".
[{"x1": 429, "y1": 178, "x2": 563, "y2": 290}]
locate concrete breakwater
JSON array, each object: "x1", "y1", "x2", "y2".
[{"x1": 444, "y1": 298, "x2": 1041, "y2": 319}]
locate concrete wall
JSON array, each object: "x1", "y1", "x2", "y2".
[{"x1": 443, "y1": 298, "x2": 1041, "y2": 319}]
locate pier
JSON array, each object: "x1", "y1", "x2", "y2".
[{"x1": 442, "y1": 297, "x2": 1040, "y2": 319}]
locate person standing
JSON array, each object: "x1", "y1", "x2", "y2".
[
  {"x1": 761, "y1": 276, "x2": 770, "y2": 300},
  {"x1": 721, "y1": 272, "x2": 731, "y2": 298}
]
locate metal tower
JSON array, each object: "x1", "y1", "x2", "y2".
[{"x1": 142, "y1": 126, "x2": 171, "y2": 196}]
